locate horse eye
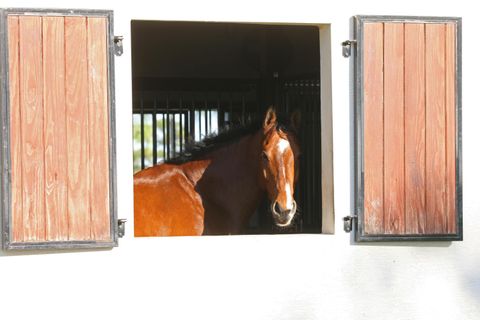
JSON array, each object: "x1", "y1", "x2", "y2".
[{"x1": 262, "y1": 152, "x2": 269, "y2": 161}]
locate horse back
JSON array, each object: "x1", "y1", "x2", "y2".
[{"x1": 134, "y1": 164, "x2": 204, "y2": 236}]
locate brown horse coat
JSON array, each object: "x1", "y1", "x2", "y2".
[{"x1": 134, "y1": 109, "x2": 300, "y2": 236}]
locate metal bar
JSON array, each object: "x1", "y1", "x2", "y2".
[
  {"x1": 311, "y1": 85, "x2": 316, "y2": 229},
  {"x1": 183, "y1": 94, "x2": 189, "y2": 146},
  {"x1": 6, "y1": 240, "x2": 118, "y2": 250},
  {"x1": 166, "y1": 93, "x2": 170, "y2": 160},
  {"x1": 313, "y1": 82, "x2": 320, "y2": 229},
  {"x1": 208, "y1": 108, "x2": 212, "y2": 134},
  {"x1": 197, "y1": 98, "x2": 202, "y2": 139},
  {"x1": 308, "y1": 82, "x2": 313, "y2": 229},
  {"x1": 218, "y1": 92, "x2": 224, "y2": 129},
  {"x1": 152, "y1": 97, "x2": 157, "y2": 165},
  {"x1": 242, "y1": 93, "x2": 245, "y2": 124},
  {"x1": 300, "y1": 86, "x2": 306, "y2": 230},
  {"x1": 307, "y1": 88, "x2": 313, "y2": 227},
  {"x1": 285, "y1": 86, "x2": 289, "y2": 114},
  {"x1": 355, "y1": 15, "x2": 461, "y2": 24},
  {"x1": 107, "y1": 10, "x2": 119, "y2": 245},
  {"x1": 190, "y1": 97, "x2": 195, "y2": 142},
  {"x1": 317, "y1": 78, "x2": 322, "y2": 232},
  {"x1": 162, "y1": 113, "x2": 166, "y2": 161},
  {"x1": 229, "y1": 92, "x2": 233, "y2": 124},
  {"x1": 204, "y1": 99, "x2": 208, "y2": 136},
  {"x1": 172, "y1": 112, "x2": 176, "y2": 157},
  {"x1": 456, "y1": 19, "x2": 464, "y2": 240},
  {"x1": 140, "y1": 94, "x2": 145, "y2": 169},
  {"x1": 3, "y1": 8, "x2": 115, "y2": 17},
  {"x1": 179, "y1": 97, "x2": 183, "y2": 153},
  {"x1": 1, "y1": 9, "x2": 11, "y2": 249},
  {"x1": 306, "y1": 87, "x2": 313, "y2": 228}
]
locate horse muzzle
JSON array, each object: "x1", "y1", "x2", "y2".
[{"x1": 271, "y1": 200, "x2": 297, "y2": 227}]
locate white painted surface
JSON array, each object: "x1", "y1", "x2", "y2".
[{"x1": 1, "y1": 0, "x2": 479, "y2": 319}]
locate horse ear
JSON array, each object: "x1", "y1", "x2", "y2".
[
  {"x1": 290, "y1": 110, "x2": 301, "y2": 133},
  {"x1": 263, "y1": 107, "x2": 277, "y2": 130}
]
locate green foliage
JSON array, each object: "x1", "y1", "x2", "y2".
[{"x1": 133, "y1": 115, "x2": 182, "y2": 173}]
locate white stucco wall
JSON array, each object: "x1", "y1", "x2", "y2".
[{"x1": 1, "y1": 0, "x2": 479, "y2": 319}]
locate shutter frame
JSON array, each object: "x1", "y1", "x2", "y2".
[
  {"x1": 0, "y1": 8, "x2": 119, "y2": 250},
  {"x1": 352, "y1": 15, "x2": 463, "y2": 241}
]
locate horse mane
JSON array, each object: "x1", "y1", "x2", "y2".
[{"x1": 166, "y1": 115, "x2": 293, "y2": 165}]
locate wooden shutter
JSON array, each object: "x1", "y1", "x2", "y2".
[
  {"x1": 352, "y1": 16, "x2": 462, "y2": 241},
  {"x1": 1, "y1": 9, "x2": 118, "y2": 249}
]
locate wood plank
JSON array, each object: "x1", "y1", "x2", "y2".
[
  {"x1": 19, "y1": 16, "x2": 46, "y2": 242},
  {"x1": 65, "y1": 17, "x2": 91, "y2": 240},
  {"x1": 43, "y1": 17, "x2": 69, "y2": 241},
  {"x1": 404, "y1": 23, "x2": 426, "y2": 234},
  {"x1": 8, "y1": 16, "x2": 23, "y2": 242},
  {"x1": 87, "y1": 17, "x2": 111, "y2": 241},
  {"x1": 383, "y1": 23, "x2": 405, "y2": 234},
  {"x1": 445, "y1": 23, "x2": 457, "y2": 234},
  {"x1": 363, "y1": 23, "x2": 384, "y2": 234},
  {"x1": 425, "y1": 24, "x2": 446, "y2": 234}
]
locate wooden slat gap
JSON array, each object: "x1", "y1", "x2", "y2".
[
  {"x1": 86, "y1": 16, "x2": 93, "y2": 240},
  {"x1": 382, "y1": 22, "x2": 385, "y2": 233},
  {"x1": 423, "y1": 23, "x2": 427, "y2": 232}
]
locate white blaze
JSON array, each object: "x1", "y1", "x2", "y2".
[
  {"x1": 277, "y1": 138, "x2": 293, "y2": 211},
  {"x1": 277, "y1": 138, "x2": 290, "y2": 153},
  {"x1": 285, "y1": 182, "x2": 293, "y2": 210}
]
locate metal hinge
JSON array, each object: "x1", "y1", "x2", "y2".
[
  {"x1": 341, "y1": 40, "x2": 357, "y2": 58},
  {"x1": 343, "y1": 215, "x2": 357, "y2": 233},
  {"x1": 114, "y1": 36, "x2": 124, "y2": 56},
  {"x1": 117, "y1": 219, "x2": 127, "y2": 238}
]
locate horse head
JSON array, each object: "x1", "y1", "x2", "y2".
[{"x1": 259, "y1": 108, "x2": 301, "y2": 228}]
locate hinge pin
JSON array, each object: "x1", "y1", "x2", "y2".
[
  {"x1": 343, "y1": 215, "x2": 357, "y2": 233},
  {"x1": 118, "y1": 219, "x2": 127, "y2": 238},
  {"x1": 114, "y1": 36, "x2": 124, "y2": 56},
  {"x1": 341, "y1": 40, "x2": 357, "y2": 58}
]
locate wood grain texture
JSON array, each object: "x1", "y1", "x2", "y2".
[
  {"x1": 404, "y1": 23, "x2": 426, "y2": 234},
  {"x1": 445, "y1": 23, "x2": 457, "y2": 234},
  {"x1": 361, "y1": 21, "x2": 459, "y2": 237},
  {"x1": 425, "y1": 24, "x2": 446, "y2": 234},
  {"x1": 363, "y1": 23, "x2": 384, "y2": 234},
  {"x1": 87, "y1": 17, "x2": 111, "y2": 241},
  {"x1": 19, "y1": 16, "x2": 46, "y2": 242},
  {"x1": 43, "y1": 17, "x2": 69, "y2": 241},
  {"x1": 65, "y1": 17, "x2": 91, "y2": 240},
  {"x1": 8, "y1": 16, "x2": 23, "y2": 242},
  {"x1": 7, "y1": 14, "x2": 113, "y2": 244},
  {"x1": 383, "y1": 23, "x2": 405, "y2": 234}
]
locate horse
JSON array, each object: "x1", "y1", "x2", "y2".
[{"x1": 133, "y1": 108, "x2": 301, "y2": 236}]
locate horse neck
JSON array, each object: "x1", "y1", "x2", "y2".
[
  {"x1": 182, "y1": 129, "x2": 263, "y2": 184},
  {"x1": 185, "y1": 129, "x2": 265, "y2": 229},
  {"x1": 204, "y1": 129, "x2": 263, "y2": 189}
]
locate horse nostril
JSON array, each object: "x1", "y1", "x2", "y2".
[{"x1": 274, "y1": 202, "x2": 282, "y2": 215}]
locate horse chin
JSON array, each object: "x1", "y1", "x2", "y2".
[
  {"x1": 272, "y1": 212, "x2": 296, "y2": 228},
  {"x1": 274, "y1": 220, "x2": 292, "y2": 228},
  {"x1": 271, "y1": 200, "x2": 297, "y2": 228}
]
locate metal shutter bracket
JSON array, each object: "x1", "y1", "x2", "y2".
[
  {"x1": 114, "y1": 35, "x2": 124, "y2": 56},
  {"x1": 341, "y1": 40, "x2": 356, "y2": 58},
  {"x1": 117, "y1": 219, "x2": 127, "y2": 238}
]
